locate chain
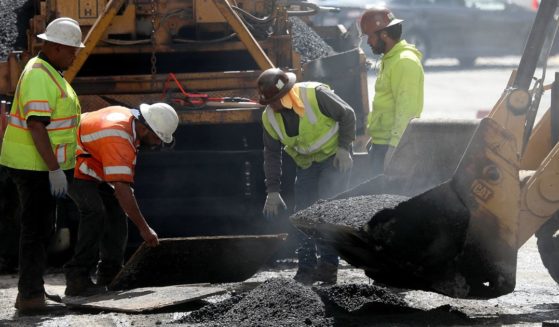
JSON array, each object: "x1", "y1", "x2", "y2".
[{"x1": 150, "y1": 0, "x2": 158, "y2": 89}]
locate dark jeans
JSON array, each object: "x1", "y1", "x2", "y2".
[
  {"x1": 63, "y1": 179, "x2": 128, "y2": 280},
  {"x1": 368, "y1": 143, "x2": 389, "y2": 179},
  {"x1": 294, "y1": 156, "x2": 350, "y2": 268},
  {"x1": 7, "y1": 168, "x2": 56, "y2": 299}
]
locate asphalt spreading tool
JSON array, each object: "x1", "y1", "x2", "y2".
[{"x1": 109, "y1": 234, "x2": 288, "y2": 290}]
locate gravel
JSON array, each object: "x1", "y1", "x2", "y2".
[
  {"x1": 290, "y1": 17, "x2": 336, "y2": 64},
  {"x1": 0, "y1": 0, "x2": 33, "y2": 61},
  {"x1": 175, "y1": 278, "x2": 330, "y2": 327},
  {"x1": 315, "y1": 283, "x2": 409, "y2": 314},
  {"x1": 291, "y1": 194, "x2": 410, "y2": 230}
]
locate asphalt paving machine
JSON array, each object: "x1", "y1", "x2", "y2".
[
  {"x1": 292, "y1": 0, "x2": 559, "y2": 299},
  {"x1": 0, "y1": 0, "x2": 369, "y2": 279}
]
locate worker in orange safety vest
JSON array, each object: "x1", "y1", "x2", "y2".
[{"x1": 63, "y1": 103, "x2": 179, "y2": 297}]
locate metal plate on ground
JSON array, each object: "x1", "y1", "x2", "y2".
[
  {"x1": 63, "y1": 284, "x2": 226, "y2": 313},
  {"x1": 110, "y1": 234, "x2": 288, "y2": 290}
]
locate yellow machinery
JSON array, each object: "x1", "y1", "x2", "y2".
[
  {"x1": 292, "y1": 0, "x2": 559, "y2": 299},
  {"x1": 0, "y1": 0, "x2": 369, "y2": 269}
]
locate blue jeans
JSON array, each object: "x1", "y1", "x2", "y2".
[{"x1": 294, "y1": 156, "x2": 350, "y2": 268}]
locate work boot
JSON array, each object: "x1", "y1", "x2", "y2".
[
  {"x1": 314, "y1": 261, "x2": 338, "y2": 285},
  {"x1": 293, "y1": 266, "x2": 315, "y2": 285},
  {"x1": 65, "y1": 275, "x2": 107, "y2": 297},
  {"x1": 14, "y1": 293, "x2": 64, "y2": 315}
]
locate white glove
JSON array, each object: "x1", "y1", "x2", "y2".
[
  {"x1": 333, "y1": 147, "x2": 353, "y2": 173},
  {"x1": 383, "y1": 146, "x2": 396, "y2": 171},
  {"x1": 263, "y1": 192, "x2": 287, "y2": 218},
  {"x1": 48, "y1": 168, "x2": 68, "y2": 198}
]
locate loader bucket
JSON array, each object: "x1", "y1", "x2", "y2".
[
  {"x1": 371, "y1": 118, "x2": 519, "y2": 298},
  {"x1": 109, "y1": 234, "x2": 287, "y2": 290},
  {"x1": 299, "y1": 118, "x2": 520, "y2": 298}
]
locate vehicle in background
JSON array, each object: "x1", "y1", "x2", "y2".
[{"x1": 309, "y1": 0, "x2": 537, "y2": 66}]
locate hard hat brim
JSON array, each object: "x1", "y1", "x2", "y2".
[
  {"x1": 259, "y1": 72, "x2": 296, "y2": 105},
  {"x1": 386, "y1": 18, "x2": 404, "y2": 28},
  {"x1": 37, "y1": 33, "x2": 86, "y2": 48}
]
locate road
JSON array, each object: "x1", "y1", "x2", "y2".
[{"x1": 1, "y1": 57, "x2": 559, "y2": 326}]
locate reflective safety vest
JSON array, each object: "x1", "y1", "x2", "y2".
[
  {"x1": 262, "y1": 82, "x2": 339, "y2": 169},
  {"x1": 74, "y1": 106, "x2": 140, "y2": 183},
  {"x1": 0, "y1": 56, "x2": 81, "y2": 171}
]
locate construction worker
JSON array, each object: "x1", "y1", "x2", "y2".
[
  {"x1": 258, "y1": 68, "x2": 356, "y2": 285},
  {"x1": 356, "y1": 7, "x2": 424, "y2": 177},
  {"x1": 63, "y1": 103, "x2": 179, "y2": 296},
  {"x1": 0, "y1": 17, "x2": 84, "y2": 313}
]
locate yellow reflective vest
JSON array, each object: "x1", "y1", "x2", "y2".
[
  {"x1": 262, "y1": 82, "x2": 339, "y2": 169},
  {"x1": 0, "y1": 56, "x2": 81, "y2": 171}
]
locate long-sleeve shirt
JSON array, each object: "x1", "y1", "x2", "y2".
[{"x1": 263, "y1": 85, "x2": 356, "y2": 193}]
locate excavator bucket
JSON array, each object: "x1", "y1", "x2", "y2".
[{"x1": 296, "y1": 118, "x2": 520, "y2": 298}]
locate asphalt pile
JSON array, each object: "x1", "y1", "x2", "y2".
[
  {"x1": 291, "y1": 194, "x2": 410, "y2": 230},
  {"x1": 314, "y1": 283, "x2": 408, "y2": 314},
  {"x1": 173, "y1": 278, "x2": 423, "y2": 327},
  {"x1": 0, "y1": 0, "x2": 33, "y2": 61},
  {"x1": 290, "y1": 17, "x2": 336, "y2": 64},
  {"x1": 175, "y1": 278, "x2": 329, "y2": 326}
]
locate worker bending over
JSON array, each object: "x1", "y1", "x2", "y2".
[
  {"x1": 63, "y1": 103, "x2": 179, "y2": 296},
  {"x1": 258, "y1": 68, "x2": 356, "y2": 285}
]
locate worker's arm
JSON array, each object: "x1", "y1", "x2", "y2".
[
  {"x1": 28, "y1": 119, "x2": 59, "y2": 170},
  {"x1": 389, "y1": 57, "x2": 424, "y2": 147},
  {"x1": 263, "y1": 129, "x2": 283, "y2": 193},
  {"x1": 315, "y1": 85, "x2": 356, "y2": 151},
  {"x1": 113, "y1": 181, "x2": 159, "y2": 247}
]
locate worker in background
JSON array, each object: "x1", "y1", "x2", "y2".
[
  {"x1": 0, "y1": 17, "x2": 84, "y2": 313},
  {"x1": 258, "y1": 68, "x2": 356, "y2": 285},
  {"x1": 356, "y1": 7, "x2": 424, "y2": 177},
  {"x1": 63, "y1": 103, "x2": 179, "y2": 296}
]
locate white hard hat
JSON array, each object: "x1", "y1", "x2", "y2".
[
  {"x1": 37, "y1": 17, "x2": 85, "y2": 48},
  {"x1": 139, "y1": 103, "x2": 179, "y2": 143}
]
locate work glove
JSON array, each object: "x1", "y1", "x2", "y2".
[
  {"x1": 333, "y1": 147, "x2": 353, "y2": 173},
  {"x1": 48, "y1": 168, "x2": 68, "y2": 198},
  {"x1": 383, "y1": 146, "x2": 396, "y2": 171},
  {"x1": 263, "y1": 192, "x2": 287, "y2": 218}
]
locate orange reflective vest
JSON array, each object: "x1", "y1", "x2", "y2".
[{"x1": 74, "y1": 106, "x2": 140, "y2": 183}]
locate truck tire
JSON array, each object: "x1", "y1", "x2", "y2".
[{"x1": 536, "y1": 212, "x2": 559, "y2": 284}]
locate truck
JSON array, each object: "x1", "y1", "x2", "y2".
[{"x1": 0, "y1": 0, "x2": 370, "y2": 272}]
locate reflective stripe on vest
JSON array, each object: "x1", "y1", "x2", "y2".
[
  {"x1": 31, "y1": 63, "x2": 67, "y2": 98},
  {"x1": 23, "y1": 101, "x2": 51, "y2": 116},
  {"x1": 104, "y1": 166, "x2": 132, "y2": 176},
  {"x1": 79, "y1": 162, "x2": 102, "y2": 181},
  {"x1": 55, "y1": 144, "x2": 67, "y2": 164},
  {"x1": 8, "y1": 114, "x2": 78, "y2": 131},
  {"x1": 293, "y1": 123, "x2": 339, "y2": 154},
  {"x1": 80, "y1": 128, "x2": 135, "y2": 149}
]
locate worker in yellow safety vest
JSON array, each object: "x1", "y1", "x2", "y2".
[
  {"x1": 0, "y1": 17, "x2": 84, "y2": 314},
  {"x1": 258, "y1": 68, "x2": 356, "y2": 285}
]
